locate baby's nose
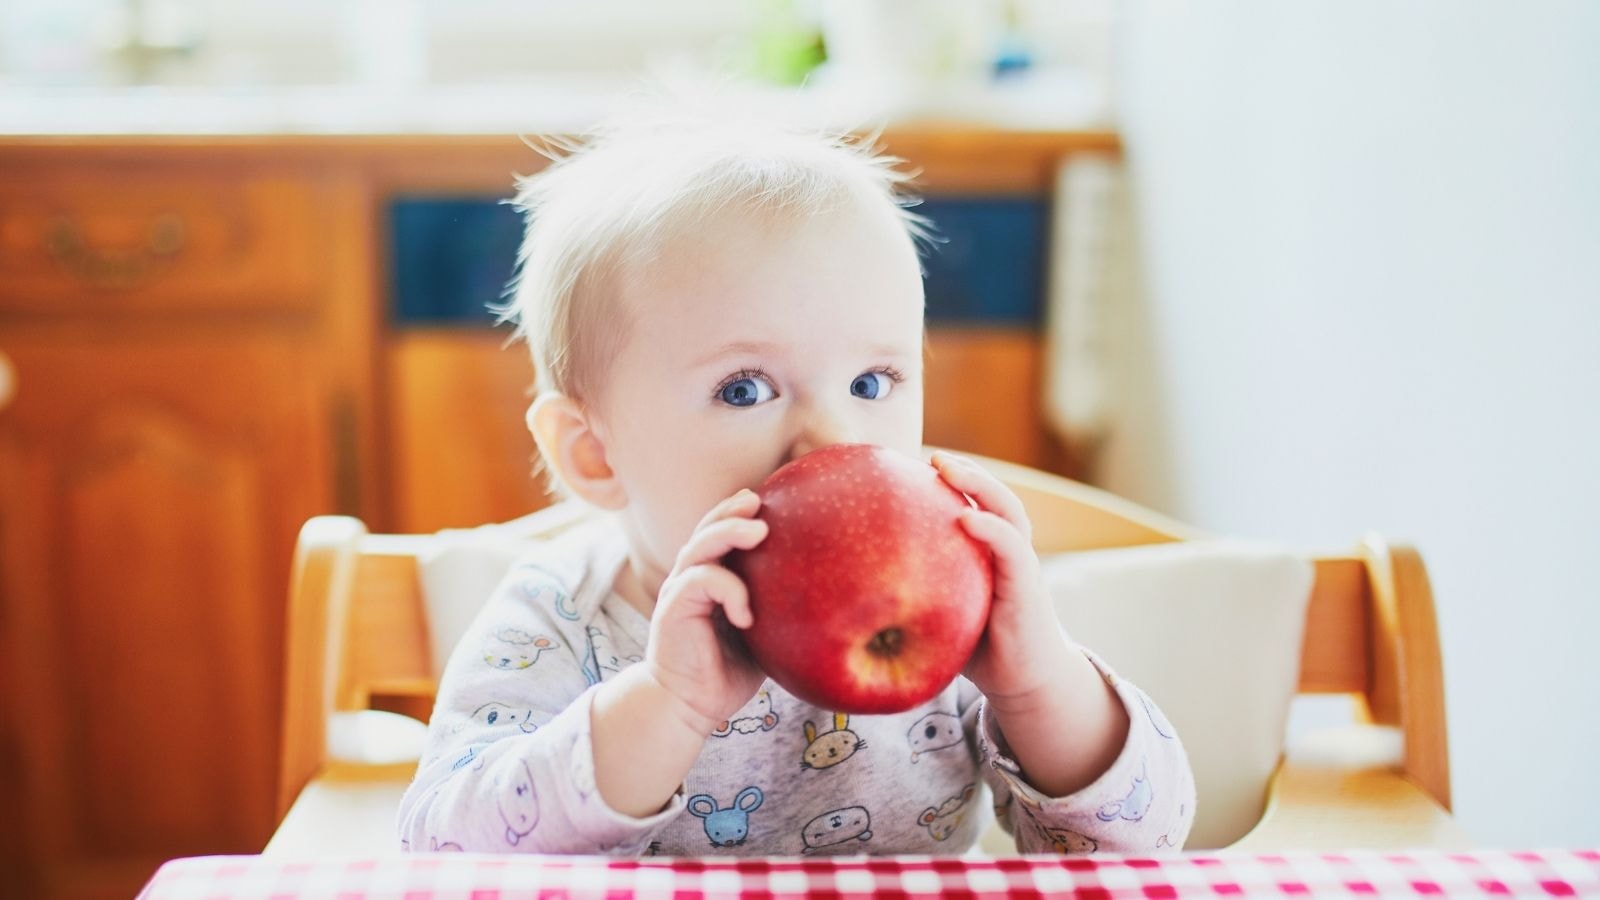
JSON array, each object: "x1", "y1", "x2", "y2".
[
  {"x1": 787, "y1": 409, "x2": 859, "y2": 462},
  {"x1": 787, "y1": 397, "x2": 864, "y2": 458}
]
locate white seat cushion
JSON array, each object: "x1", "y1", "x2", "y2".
[
  {"x1": 417, "y1": 502, "x2": 593, "y2": 679},
  {"x1": 1042, "y1": 540, "x2": 1313, "y2": 849}
]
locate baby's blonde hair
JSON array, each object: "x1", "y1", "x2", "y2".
[{"x1": 499, "y1": 108, "x2": 932, "y2": 406}]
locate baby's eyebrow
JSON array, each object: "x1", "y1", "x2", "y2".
[
  {"x1": 690, "y1": 339, "x2": 916, "y2": 369},
  {"x1": 690, "y1": 340, "x2": 782, "y2": 369},
  {"x1": 862, "y1": 342, "x2": 916, "y2": 359}
]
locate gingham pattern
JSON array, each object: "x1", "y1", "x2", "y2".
[{"x1": 138, "y1": 850, "x2": 1600, "y2": 898}]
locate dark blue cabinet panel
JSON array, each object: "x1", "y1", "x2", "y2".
[
  {"x1": 389, "y1": 195, "x2": 1048, "y2": 327},
  {"x1": 390, "y1": 198, "x2": 524, "y2": 326},
  {"x1": 914, "y1": 196, "x2": 1048, "y2": 325}
]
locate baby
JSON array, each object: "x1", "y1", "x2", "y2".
[{"x1": 397, "y1": 112, "x2": 1194, "y2": 856}]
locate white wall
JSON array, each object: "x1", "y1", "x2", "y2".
[{"x1": 1106, "y1": 1, "x2": 1600, "y2": 847}]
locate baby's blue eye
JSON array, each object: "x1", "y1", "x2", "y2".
[
  {"x1": 851, "y1": 371, "x2": 894, "y2": 400},
  {"x1": 719, "y1": 375, "x2": 776, "y2": 407}
]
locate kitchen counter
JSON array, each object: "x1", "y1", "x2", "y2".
[{"x1": 0, "y1": 69, "x2": 1110, "y2": 136}]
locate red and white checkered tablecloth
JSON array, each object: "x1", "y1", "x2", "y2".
[{"x1": 137, "y1": 850, "x2": 1600, "y2": 899}]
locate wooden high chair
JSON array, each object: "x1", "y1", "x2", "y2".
[{"x1": 268, "y1": 454, "x2": 1467, "y2": 856}]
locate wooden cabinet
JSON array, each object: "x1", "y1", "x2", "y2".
[
  {"x1": 0, "y1": 171, "x2": 321, "y2": 311},
  {"x1": 0, "y1": 155, "x2": 370, "y2": 899},
  {"x1": 387, "y1": 330, "x2": 547, "y2": 532},
  {"x1": 0, "y1": 333, "x2": 331, "y2": 897}
]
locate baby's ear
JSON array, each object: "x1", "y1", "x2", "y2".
[{"x1": 527, "y1": 392, "x2": 627, "y2": 510}]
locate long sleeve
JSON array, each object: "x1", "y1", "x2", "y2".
[
  {"x1": 396, "y1": 544, "x2": 682, "y2": 854},
  {"x1": 972, "y1": 651, "x2": 1195, "y2": 854}
]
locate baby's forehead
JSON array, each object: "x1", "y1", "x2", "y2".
[
  {"x1": 574, "y1": 183, "x2": 923, "y2": 403},
  {"x1": 638, "y1": 181, "x2": 904, "y2": 262},
  {"x1": 631, "y1": 196, "x2": 920, "y2": 300}
]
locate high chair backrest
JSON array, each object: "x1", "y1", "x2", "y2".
[{"x1": 276, "y1": 453, "x2": 1451, "y2": 837}]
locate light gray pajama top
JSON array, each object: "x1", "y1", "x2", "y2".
[{"x1": 397, "y1": 519, "x2": 1195, "y2": 856}]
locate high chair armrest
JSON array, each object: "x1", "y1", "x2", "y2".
[
  {"x1": 1228, "y1": 725, "x2": 1472, "y2": 851},
  {"x1": 969, "y1": 721, "x2": 1470, "y2": 856},
  {"x1": 265, "y1": 762, "x2": 417, "y2": 858},
  {"x1": 1228, "y1": 762, "x2": 1471, "y2": 851},
  {"x1": 268, "y1": 711, "x2": 427, "y2": 856},
  {"x1": 278, "y1": 515, "x2": 370, "y2": 821},
  {"x1": 327, "y1": 710, "x2": 429, "y2": 765}
]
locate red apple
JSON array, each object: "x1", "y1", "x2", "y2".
[{"x1": 725, "y1": 443, "x2": 993, "y2": 714}]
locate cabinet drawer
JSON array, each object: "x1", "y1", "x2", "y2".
[{"x1": 0, "y1": 170, "x2": 323, "y2": 312}]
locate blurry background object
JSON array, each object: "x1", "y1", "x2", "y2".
[
  {"x1": 1043, "y1": 155, "x2": 1124, "y2": 471},
  {"x1": 100, "y1": 0, "x2": 205, "y2": 83},
  {"x1": 0, "y1": 0, "x2": 118, "y2": 84},
  {"x1": 738, "y1": 0, "x2": 825, "y2": 86},
  {"x1": 342, "y1": 0, "x2": 428, "y2": 88},
  {"x1": 816, "y1": 0, "x2": 1000, "y2": 93},
  {"x1": 0, "y1": 0, "x2": 205, "y2": 84},
  {"x1": 0, "y1": 0, "x2": 1113, "y2": 126}
]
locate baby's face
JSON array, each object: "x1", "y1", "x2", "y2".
[{"x1": 594, "y1": 193, "x2": 926, "y2": 581}]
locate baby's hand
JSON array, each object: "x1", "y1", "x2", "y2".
[
  {"x1": 930, "y1": 451, "x2": 1074, "y2": 707},
  {"x1": 643, "y1": 489, "x2": 770, "y2": 737}
]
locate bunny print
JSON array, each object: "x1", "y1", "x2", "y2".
[{"x1": 801, "y1": 712, "x2": 866, "y2": 770}]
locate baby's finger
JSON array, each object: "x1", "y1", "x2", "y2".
[
  {"x1": 693, "y1": 488, "x2": 761, "y2": 532},
  {"x1": 932, "y1": 452, "x2": 1032, "y2": 542},
  {"x1": 675, "y1": 515, "x2": 768, "y2": 572},
  {"x1": 957, "y1": 507, "x2": 1038, "y2": 601},
  {"x1": 662, "y1": 563, "x2": 754, "y2": 629}
]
